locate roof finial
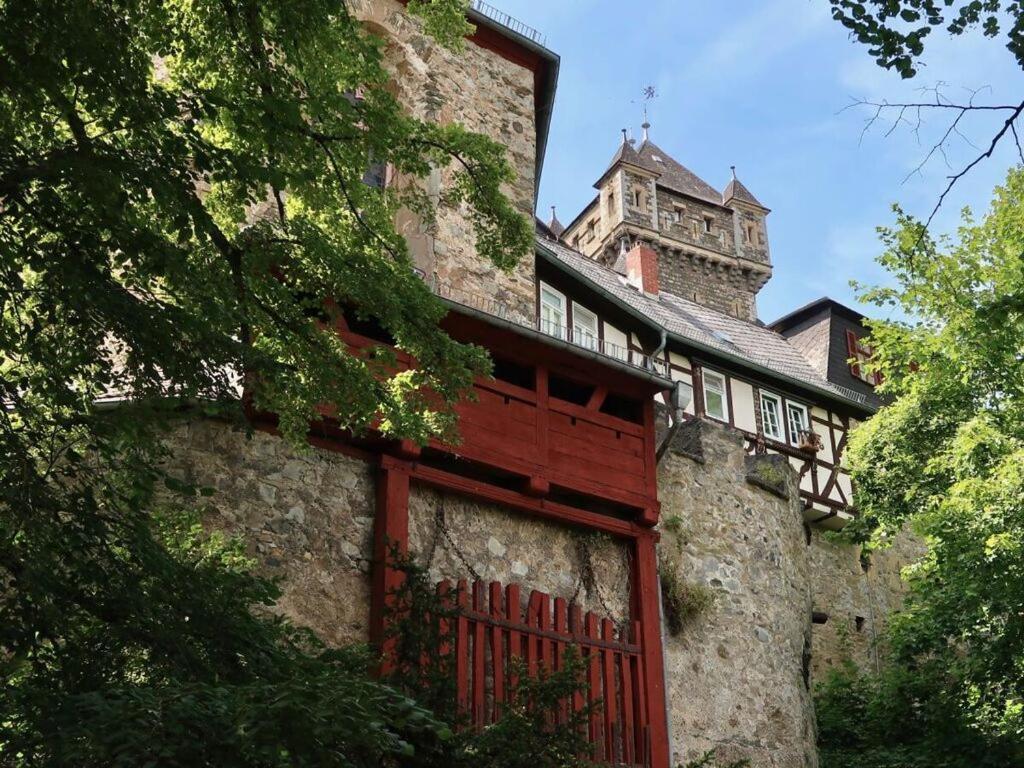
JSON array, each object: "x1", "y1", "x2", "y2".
[
  {"x1": 550, "y1": 204, "x2": 557, "y2": 218},
  {"x1": 620, "y1": 128, "x2": 628, "y2": 145},
  {"x1": 730, "y1": 165, "x2": 737, "y2": 180}
]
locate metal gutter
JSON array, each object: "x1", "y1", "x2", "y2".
[{"x1": 535, "y1": 239, "x2": 874, "y2": 416}]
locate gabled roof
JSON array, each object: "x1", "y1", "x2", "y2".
[
  {"x1": 769, "y1": 297, "x2": 866, "y2": 332},
  {"x1": 535, "y1": 235, "x2": 873, "y2": 412},
  {"x1": 723, "y1": 175, "x2": 766, "y2": 210},
  {"x1": 593, "y1": 135, "x2": 724, "y2": 206},
  {"x1": 635, "y1": 140, "x2": 722, "y2": 204}
]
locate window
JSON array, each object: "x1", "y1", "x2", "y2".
[
  {"x1": 846, "y1": 330, "x2": 882, "y2": 386},
  {"x1": 539, "y1": 283, "x2": 566, "y2": 339},
  {"x1": 759, "y1": 391, "x2": 783, "y2": 440},
  {"x1": 632, "y1": 187, "x2": 646, "y2": 209},
  {"x1": 744, "y1": 223, "x2": 755, "y2": 244},
  {"x1": 703, "y1": 216, "x2": 714, "y2": 234},
  {"x1": 572, "y1": 303, "x2": 598, "y2": 350},
  {"x1": 607, "y1": 191, "x2": 615, "y2": 214},
  {"x1": 702, "y1": 369, "x2": 729, "y2": 422},
  {"x1": 786, "y1": 402, "x2": 809, "y2": 444},
  {"x1": 585, "y1": 219, "x2": 596, "y2": 240},
  {"x1": 673, "y1": 206, "x2": 684, "y2": 223}
]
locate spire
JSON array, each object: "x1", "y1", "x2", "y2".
[
  {"x1": 641, "y1": 103, "x2": 650, "y2": 142},
  {"x1": 722, "y1": 166, "x2": 767, "y2": 210},
  {"x1": 546, "y1": 204, "x2": 565, "y2": 238}
]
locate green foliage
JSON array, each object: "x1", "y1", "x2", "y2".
[
  {"x1": 679, "y1": 749, "x2": 749, "y2": 768},
  {"x1": 815, "y1": 659, "x2": 1019, "y2": 768},
  {"x1": 818, "y1": 168, "x2": 1024, "y2": 764},
  {"x1": 2, "y1": 505, "x2": 455, "y2": 766},
  {"x1": 827, "y1": 0, "x2": 1024, "y2": 78},
  {"x1": 0, "y1": 0, "x2": 533, "y2": 764},
  {"x1": 659, "y1": 566, "x2": 715, "y2": 637},
  {"x1": 658, "y1": 515, "x2": 713, "y2": 636}
]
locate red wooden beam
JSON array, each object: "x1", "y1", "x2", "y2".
[
  {"x1": 633, "y1": 531, "x2": 670, "y2": 768},
  {"x1": 385, "y1": 456, "x2": 650, "y2": 540},
  {"x1": 370, "y1": 464, "x2": 410, "y2": 665}
]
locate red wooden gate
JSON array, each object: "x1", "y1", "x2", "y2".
[{"x1": 439, "y1": 578, "x2": 652, "y2": 767}]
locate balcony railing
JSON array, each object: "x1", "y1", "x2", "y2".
[
  {"x1": 470, "y1": 0, "x2": 547, "y2": 46},
  {"x1": 427, "y1": 275, "x2": 669, "y2": 378}
]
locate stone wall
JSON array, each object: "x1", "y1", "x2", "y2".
[
  {"x1": 731, "y1": 205, "x2": 770, "y2": 266},
  {"x1": 166, "y1": 415, "x2": 917, "y2": 768},
  {"x1": 164, "y1": 419, "x2": 632, "y2": 648},
  {"x1": 409, "y1": 484, "x2": 631, "y2": 621},
  {"x1": 655, "y1": 247, "x2": 758, "y2": 320},
  {"x1": 350, "y1": 0, "x2": 538, "y2": 322},
  {"x1": 807, "y1": 528, "x2": 924, "y2": 681},
  {"x1": 654, "y1": 189, "x2": 735, "y2": 256},
  {"x1": 658, "y1": 419, "x2": 818, "y2": 768},
  {"x1": 165, "y1": 419, "x2": 378, "y2": 647}
]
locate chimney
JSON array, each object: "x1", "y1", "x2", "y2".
[{"x1": 625, "y1": 244, "x2": 659, "y2": 294}]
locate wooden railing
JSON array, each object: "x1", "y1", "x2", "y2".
[{"x1": 440, "y1": 578, "x2": 652, "y2": 767}]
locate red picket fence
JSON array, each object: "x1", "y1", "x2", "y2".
[{"x1": 436, "y1": 578, "x2": 652, "y2": 767}]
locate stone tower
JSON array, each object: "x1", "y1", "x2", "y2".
[{"x1": 562, "y1": 127, "x2": 771, "y2": 321}]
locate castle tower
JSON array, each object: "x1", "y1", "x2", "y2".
[{"x1": 562, "y1": 128, "x2": 772, "y2": 321}]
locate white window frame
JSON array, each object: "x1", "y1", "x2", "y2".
[
  {"x1": 786, "y1": 401, "x2": 809, "y2": 445},
  {"x1": 702, "y1": 369, "x2": 729, "y2": 423},
  {"x1": 539, "y1": 282, "x2": 566, "y2": 340},
  {"x1": 759, "y1": 391, "x2": 783, "y2": 441},
  {"x1": 571, "y1": 302, "x2": 598, "y2": 350}
]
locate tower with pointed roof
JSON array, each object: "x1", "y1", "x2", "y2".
[{"x1": 561, "y1": 128, "x2": 771, "y2": 322}]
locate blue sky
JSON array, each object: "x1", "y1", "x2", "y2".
[{"x1": 492, "y1": 0, "x2": 1024, "y2": 322}]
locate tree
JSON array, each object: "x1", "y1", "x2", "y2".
[
  {"x1": 815, "y1": 167, "x2": 1024, "y2": 766},
  {"x1": 830, "y1": 0, "x2": 1024, "y2": 227},
  {"x1": 0, "y1": 0, "x2": 533, "y2": 763}
]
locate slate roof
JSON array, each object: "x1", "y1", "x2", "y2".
[
  {"x1": 722, "y1": 176, "x2": 766, "y2": 210},
  {"x1": 597, "y1": 139, "x2": 649, "y2": 184},
  {"x1": 546, "y1": 207, "x2": 565, "y2": 238},
  {"x1": 634, "y1": 140, "x2": 723, "y2": 205},
  {"x1": 536, "y1": 234, "x2": 871, "y2": 410}
]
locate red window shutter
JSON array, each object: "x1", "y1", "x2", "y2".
[{"x1": 846, "y1": 330, "x2": 861, "y2": 378}]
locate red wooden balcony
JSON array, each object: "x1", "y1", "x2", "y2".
[{"x1": 332, "y1": 306, "x2": 669, "y2": 524}]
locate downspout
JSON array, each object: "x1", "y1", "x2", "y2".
[
  {"x1": 650, "y1": 328, "x2": 667, "y2": 375},
  {"x1": 656, "y1": 379, "x2": 692, "y2": 463}
]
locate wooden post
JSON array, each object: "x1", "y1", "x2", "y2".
[
  {"x1": 370, "y1": 463, "x2": 410, "y2": 666},
  {"x1": 535, "y1": 364, "x2": 549, "y2": 485},
  {"x1": 634, "y1": 530, "x2": 670, "y2": 768}
]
